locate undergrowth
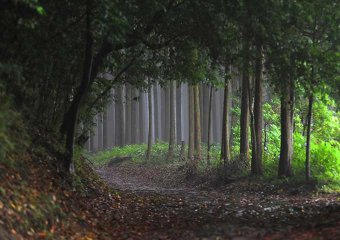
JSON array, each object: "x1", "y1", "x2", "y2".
[{"x1": 0, "y1": 129, "x2": 118, "y2": 239}]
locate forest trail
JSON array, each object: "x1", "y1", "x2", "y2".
[{"x1": 95, "y1": 163, "x2": 340, "y2": 239}]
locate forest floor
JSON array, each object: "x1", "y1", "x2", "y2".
[
  {"x1": 2, "y1": 148, "x2": 340, "y2": 240},
  {"x1": 95, "y1": 161, "x2": 340, "y2": 239}
]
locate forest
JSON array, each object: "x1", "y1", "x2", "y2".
[{"x1": 1, "y1": 0, "x2": 340, "y2": 239}]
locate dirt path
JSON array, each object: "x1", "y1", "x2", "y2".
[{"x1": 95, "y1": 163, "x2": 340, "y2": 239}]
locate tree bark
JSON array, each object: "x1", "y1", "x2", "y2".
[
  {"x1": 202, "y1": 84, "x2": 209, "y2": 144},
  {"x1": 165, "y1": 87, "x2": 170, "y2": 141},
  {"x1": 153, "y1": 85, "x2": 160, "y2": 141},
  {"x1": 168, "y1": 81, "x2": 175, "y2": 161},
  {"x1": 221, "y1": 61, "x2": 231, "y2": 166},
  {"x1": 62, "y1": 0, "x2": 93, "y2": 171},
  {"x1": 251, "y1": 42, "x2": 263, "y2": 175},
  {"x1": 306, "y1": 94, "x2": 313, "y2": 181},
  {"x1": 139, "y1": 92, "x2": 146, "y2": 143},
  {"x1": 194, "y1": 85, "x2": 201, "y2": 158},
  {"x1": 240, "y1": 34, "x2": 250, "y2": 162},
  {"x1": 176, "y1": 82, "x2": 183, "y2": 144},
  {"x1": 97, "y1": 113, "x2": 103, "y2": 151},
  {"x1": 207, "y1": 86, "x2": 214, "y2": 167},
  {"x1": 125, "y1": 85, "x2": 132, "y2": 145},
  {"x1": 131, "y1": 88, "x2": 138, "y2": 144},
  {"x1": 188, "y1": 86, "x2": 195, "y2": 161},
  {"x1": 115, "y1": 85, "x2": 125, "y2": 147},
  {"x1": 146, "y1": 81, "x2": 153, "y2": 160},
  {"x1": 161, "y1": 88, "x2": 166, "y2": 141},
  {"x1": 278, "y1": 78, "x2": 293, "y2": 177}
]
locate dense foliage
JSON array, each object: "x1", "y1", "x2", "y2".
[{"x1": 1, "y1": 0, "x2": 339, "y2": 182}]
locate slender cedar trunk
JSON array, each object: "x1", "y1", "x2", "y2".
[
  {"x1": 139, "y1": 92, "x2": 146, "y2": 143},
  {"x1": 194, "y1": 85, "x2": 201, "y2": 158},
  {"x1": 199, "y1": 84, "x2": 204, "y2": 143},
  {"x1": 125, "y1": 85, "x2": 132, "y2": 145},
  {"x1": 306, "y1": 67, "x2": 314, "y2": 181},
  {"x1": 168, "y1": 81, "x2": 175, "y2": 161},
  {"x1": 103, "y1": 111, "x2": 108, "y2": 149},
  {"x1": 153, "y1": 85, "x2": 160, "y2": 141},
  {"x1": 188, "y1": 86, "x2": 195, "y2": 162},
  {"x1": 252, "y1": 42, "x2": 263, "y2": 175},
  {"x1": 116, "y1": 86, "x2": 125, "y2": 146},
  {"x1": 165, "y1": 87, "x2": 170, "y2": 141},
  {"x1": 62, "y1": 0, "x2": 93, "y2": 171},
  {"x1": 146, "y1": 81, "x2": 153, "y2": 160},
  {"x1": 85, "y1": 132, "x2": 90, "y2": 151},
  {"x1": 207, "y1": 86, "x2": 214, "y2": 167},
  {"x1": 240, "y1": 34, "x2": 250, "y2": 162},
  {"x1": 108, "y1": 93, "x2": 115, "y2": 148},
  {"x1": 131, "y1": 88, "x2": 137, "y2": 144},
  {"x1": 249, "y1": 76, "x2": 256, "y2": 172},
  {"x1": 176, "y1": 82, "x2": 182, "y2": 144},
  {"x1": 278, "y1": 78, "x2": 293, "y2": 177},
  {"x1": 98, "y1": 113, "x2": 103, "y2": 151},
  {"x1": 135, "y1": 90, "x2": 140, "y2": 144},
  {"x1": 89, "y1": 132, "x2": 94, "y2": 152},
  {"x1": 306, "y1": 94, "x2": 313, "y2": 181},
  {"x1": 161, "y1": 88, "x2": 166, "y2": 141},
  {"x1": 221, "y1": 62, "x2": 231, "y2": 166},
  {"x1": 202, "y1": 85, "x2": 209, "y2": 144}
]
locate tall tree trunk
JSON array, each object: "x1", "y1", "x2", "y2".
[
  {"x1": 107, "y1": 92, "x2": 115, "y2": 149},
  {"x1": 202, "y1": 85, "x2": 209, "y2": 144},
  {"x1": 168, "y1": 81, "x2": 175, "y2": 161},
  {"x1": 306, "y1": 67, "x2": 314, "y2": 181},
  {"x1": 194, "y1": 85, "x2": 201, "y2": 158},
  {"x1": 165, "y1": 87, "x2": 170, "y2": 141},
  {"x1": 85, "y1": 132, "x2": 90, "y2": 151},
  {"x1": 207, "y1": 86, "x2": 214, "y2": 167},
  {"x1": 221, "y1": 61, "x2": 231, "y2": 166},
  {"x1": 89, "y1": 132, "x2": 94, "y2": 152},
  {"x1": 161, "y1": 88, "x2": 166, "y2": 141},
  {"x1": 188, "y1": 86, "x2": 195, "y2": 161},
  {"x1": 306, "y1": 94, "x2": 313, "y2": 181},
  {"x1": 251, "y1": 42, "x2": 263, "y2": 175},
  {"x1": 153, "y1": 85, "x2": 160, "y2": 141},
  {"x1": 278, "y1": 78, "x2": 293, "y2": 177},
  {"x1": 139, "y1": 92, "x2": 146, "y2": 143},
  {"x1": 62, "y1": 0, "x2": 93, "y2": 171},
  {"x1": 176, "y1": 82, "x2": 183, "y2": 144},
  {"x1": 199, "y1": 84, "x2": 204, "y2": 143},
  {"x1": 97, "y1": 113, "x2": 103, "y2": 151},
  {"x1": 212, "y1": 87, "x2": 219, "y2": 143},
  {"x1": 125, "y1": 85, "x2": 132, "y2": 145},
  {"x1": 146, "y1": 81, "x2": 153, "y2": 160},
  {"x1": 240, "y1": 34, "x2": 250, "y2": 162},
  {"x1": 115, "y1": 85, "x2": 125, "y2": 147},
  {"x1": 131, "y1": 88, "x2": 138, "y2": 144}
]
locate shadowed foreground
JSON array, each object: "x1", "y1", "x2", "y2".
[{"x1": 95, "y1": 162, "x2": 340, "y2": 239}]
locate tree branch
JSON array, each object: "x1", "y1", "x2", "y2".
[{"x1": 89, "y1": 49, "x2": 144, "y2": 109}]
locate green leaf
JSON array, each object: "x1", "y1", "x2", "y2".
[{"x1": 36, "y1": 6, "x2": 45, "y2": 15}]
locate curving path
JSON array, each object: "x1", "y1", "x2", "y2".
[{"x1": 95, "y1": 163, "x2": 340, "y2": 239}]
